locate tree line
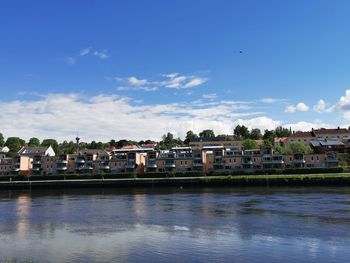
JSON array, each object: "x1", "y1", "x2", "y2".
[{"x1": 0, "y1": 125, "x2": 312, "y2": 156}]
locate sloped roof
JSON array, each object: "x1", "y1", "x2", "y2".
[
  {"x1": 289, "y1": 131, "x2": 314, "y2": 138},
  {"x1": 78, "y1": 149, "x2": 110, "y2": 156},
  {"x1": 313, "y1": 128, "x2": 350, "y2": 135},
  {"x1": 18, "y1": 146, "x2": 49, "y2": 156}
]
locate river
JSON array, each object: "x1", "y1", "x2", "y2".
[{"x1": 0, "y1": 186, "x2": 350, "y2": 262}]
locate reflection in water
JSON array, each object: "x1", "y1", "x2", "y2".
[
  {"x1": 16, "y1": 194, "x2": 31, "y2": 235},
  {"x1": 0, "y1": 187, "x2": 349, "y2": 262},
  {"x1": 134, "y1": 194, "x2": 146, "y2": 217}
]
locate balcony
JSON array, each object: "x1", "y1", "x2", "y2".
[
  {"x1": 56, "y1": 159, "x2": 68, "y2": 164},
  {"x1": 125, "y1": 164, "x2": 136, "y2": 169},
  {"x1": 32, "y1": 167, "x2": 40, "y2": 172},
  {"x1": 57, "y1": 167, "x2": 67, "y2": 171},
  {"x1": 102, "y1": 165, "x2": 110, "y2": 169},
  {"x1": 33, "y1": 160, "x2": 41, "y2": 165},
  {"x1": 75, "y1": 159, "x2": 85, "y2": 164},
  {"x1": 193, "y1": 163, "x2": 203, "y2": 167},
  {"x1": 147, "y1": 163, "x2": 157, "y2": 168},
  {"x1": 293, "y1": 159, "x2": 306, "y2": 164},
  {"x1": 78, "y1": 166, "x2": 93, "y2": 172},
  {"x1": 165, "y1": 163, "x2": 176, "y2": 168}
]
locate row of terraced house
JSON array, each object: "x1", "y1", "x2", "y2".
[{"x1": 0, "y1": 128, "x2": 344, "y2": 176}]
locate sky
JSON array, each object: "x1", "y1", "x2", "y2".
[{"x1": 1, "y1": 0, "x2": 350, "y2": 142}]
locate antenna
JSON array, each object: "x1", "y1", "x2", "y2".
[{"x1": 76, "y1": 131, "x2": 80, "y2": 145}]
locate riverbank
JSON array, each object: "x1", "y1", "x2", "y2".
[{"x1": 1, "y1": 173, "x2": 350, "y2": 189}]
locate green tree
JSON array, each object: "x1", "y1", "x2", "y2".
[
  {"x1": 275, "y1": 126, "x2": 292, "y2": 137},
  {"x1": 263, "y1": 129, "x2": 276, "y2": 146},
  {"x1": 28, "y1": 137, "x2": 40, "y2": 147},
  {"x1": 250, "y1": 128, "x2": 262, "y2": 140},
  {"x1": 242, "y1": 139, "x2": 257, "y2": 149},
  {"x1": 59, "y1": 140, "x2": 76, "y2": 154},
  {"x1": 263, "y1": 139, "x2": 273, "y2": 148},
  {"x1": 0, "y1": 132, "x2": 4, "y2": 146},
  {"x1": 199, "y1": 129, "x2": 215, "y2": 138},
  {"x1": 5, "y1": 137, "x2": 26, "y2": 156},
  {"x1": 184, "y1": 130, "x2": 198, "y2": 145},
  {"x1": 116, "y1": 139, "x2": 129, "y2": 148},
  {"x1": 109, "y1": 139, "x2": 117, "y2": 147},
  {"x1": 274, "y1": 144, "x2": 285, "y2": 154},
  {"x1": 234, "y1": 125, "x2": 250, "y2": 140},
  {"x1": 285, "y1": 142, "x2": 313, "y2": 154},
  {"x1": 162, "y1": 132, "x2": 174, "y2": 146},
  {"x1": 88, "y1": 141, "x2": 105, "y2": 149},
  {"x1": 41, "y1": 139, "x2": 59, "y2": 154}
]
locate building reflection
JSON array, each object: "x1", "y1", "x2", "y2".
[
  {"x1": 134, "y1": 194, "x2": 146, "y2": 217},
  {"x1": 16, "y1": 194, "x2": 31, "y2": 235}
]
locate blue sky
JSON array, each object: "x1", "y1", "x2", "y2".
[{"x1": 1, "y1": 0, "x2": 350, "y2": 141}]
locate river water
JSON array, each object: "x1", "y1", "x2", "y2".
[{"x1": 0, "y1": 187, "x2": 350, "y2": 262}]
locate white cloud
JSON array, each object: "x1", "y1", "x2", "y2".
[
  {"x1": 285, "y1": 102, "x2": 309, "y2": 113},
  {"x1": 183, "y1": 77, "x2": 208, "y2": 88},
  {"x1": 128, "y1": 76, "x2": 148, "y2": 86},
  {"x1": 65, "y1": 47, "x2": 109, "y2": 65},
  {"x1": 0, "y1": 93, "x2": 337, "y2": 142},
  {"x1": 296, "y1": 102, "x2": 309, "y2": 111},
  {"x1": 259, "y1": 98, "x2": 286, "y2": 104},
  {"x1": 285, "y1": 105, "x2": 296, "y2": 113},
  {"x1": 80, "y1": 47, "x2": 92, "y2": 56},
  {"x1": 334, "y1": 89, "x2": 350, "y2": 111},
  {"x1": 202, "y1": 93, "x2": 217, "y2": 100},
  {"x1": 114, "y1": 73, "x2": 208, "y2": 91},
  {"x1": 233, "y1": 117, "x2": 282, "y2": 131},
  {"x1": 313, "y1": 99, "x2": 326, "y2": 113},
  {"x1": 93, "y1": 50, "x2": 109, "y2": 59},
  {"x1": 0, "y1": 93, "x2": 271, "y2": 142},
  {"x1": 116, "y1": 86, "x2": 158, "y2": 92},
  {"x1": 64, "y1": 57, "x2": 76, "y2": 65}
]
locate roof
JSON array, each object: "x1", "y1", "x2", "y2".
[
  {"x1": 120, "y1": 145, "x2": 140, "y2": 149},
  {"x1": 18, "y1": 146, "x2": 50, "y2": 156},
  {"x1": 112, "y1": 148, "x2": 154, "y2": 153},
  {"x1": 274, "y1": 137, "x2": 288, "y2": 143},
  {"x1": 0, "y1": 146, "x2": 9, "y2": 153},
  {"x1": 104, "y1": 146, "x2": 117, "y2": 152},
  {"x1": 78, "y1": 149, "x2": 110, "y2": 156},
  {"x1": 312, "y1": 127, "x2": 350, "y2": 135},
  {"x1": 141, "y1": 143, "x2": 157, "y2": 148},
  {"x1": 289, "y1": 131, "x2": 314, "y2": 138},
  {"x1": 171, "y1": 147, "x2": 192, "y2": 150},
  {"x1": 190, "y1": 137, "x2": 230, "y2": 142}
]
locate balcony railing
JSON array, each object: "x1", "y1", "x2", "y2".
[
  {"x1": 147, "y1": 163, "x2": 157, "y2": 168},
  {"x1": 125, "y1": 164, "x2": 136, "y2": 169}
]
